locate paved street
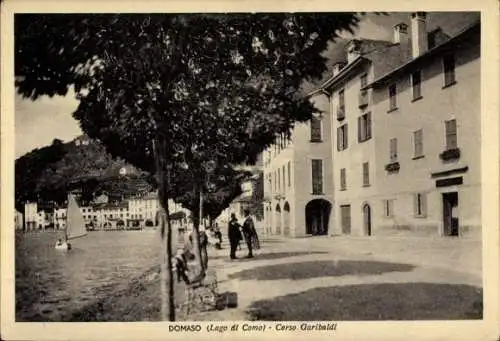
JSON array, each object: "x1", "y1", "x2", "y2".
[{"x1": 191, "y1": 235, "x2": 482, "y2": 320}]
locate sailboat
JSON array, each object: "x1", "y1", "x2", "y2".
[{"x1": 55, "y1": 193, "x2": 88, "y2": 251}]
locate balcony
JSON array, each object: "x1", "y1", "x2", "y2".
[
  {"x1": 336, "y1": 105, "x2": 345, "y2": 121},
  {"x1": 439, "y1": 148, "x2": 461, "y2": 162},
  {"x1": 358, "y1": 90, "x2": 369, "y2": 108},
  {"x1": 385, "y1": 162, "x2": 400, "y2": 173}
]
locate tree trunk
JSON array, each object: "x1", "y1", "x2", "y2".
[
  {"x1": 154, "y1": 138, "x2": 176, "y2": 321},
  {"x1": 189, "y1": 184, "x2": 205, "y2": 277}
]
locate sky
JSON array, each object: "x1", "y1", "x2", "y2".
[{"x1": 14, "y1": 12, "x2": 479, "y2": 158}]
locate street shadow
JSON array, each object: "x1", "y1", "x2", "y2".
[
  {"x1": 246, "y1": 283, "x2": 483, "y2": 320},
  {"x1": 210, "y1": 251, "x2": 328, "y2": 261},
  {"x1": 228, "y1": 260, "x2": 415, "y2": 281}
]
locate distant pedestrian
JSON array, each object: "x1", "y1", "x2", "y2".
[
  {"x1": 228, "y1": 213, "x2": 242, "y2": 260},
  {"x1": 242, "y1": 209, "x2": 258, "y2": 258}
]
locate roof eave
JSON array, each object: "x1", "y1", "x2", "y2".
[
  {"x1": 305, "y1": 56, "x2": 367, "y2": 98},
  {"x1": 364, "y1": 21, "x2": 480, "y2": 90}
]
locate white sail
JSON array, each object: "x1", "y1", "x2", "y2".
[{"x1": 66, "y1": 194, "x2": 87, "y2": 240}]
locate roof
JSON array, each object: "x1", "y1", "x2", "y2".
[
  {"x1": 364, "y1": 20, "x2": 479, "y2": 89},
  {"x1": 93, "y1": 202, "x2": 128, "y2": 210},
  {"x1": 301, "y1": 38, "x2": 395, "y2": 97}
]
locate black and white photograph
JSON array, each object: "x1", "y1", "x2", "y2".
[{"x1": 1, "y1": 1, "x2": 499, "y2": 340}]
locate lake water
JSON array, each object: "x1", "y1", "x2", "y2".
[{"x1": 15, "y1": 230, "x2": 162, "y2": 321}]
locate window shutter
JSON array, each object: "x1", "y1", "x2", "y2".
[
  {"x1": 344, "y1": 124, "x2": 348, "y2": 149},
  {"x1": 367, "y1": 112, "x2": 372, "y2": 139},
  {"x1": 421, "y1": 193, "x2": 427, "y2": 217},
  {"x1": 357, "y1": 116, "x2": 362, "y2": 142},
  {"x1": 337, "y1": 127, "x2": 341, "y2": 151}
]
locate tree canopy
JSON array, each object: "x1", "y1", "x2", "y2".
[{"x1": 16, "y1": 13, "x2": 361, "y2": 173}]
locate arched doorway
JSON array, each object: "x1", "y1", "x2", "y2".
[
  {"x1": 283, "y1": 202, "x2": 291, "y2": 236},
  {"x1": 363, "y1": 203, "x2": 372, "y2": 236},
  {"x1": 305, "y1": 199, "x2": 332, "y2": 236},
  {"x1": 265, "y1": 206, "x2": 272, "y2": 235},
  {"x1": 275, "y1": 204, "x2": 282, "y2": 235}
]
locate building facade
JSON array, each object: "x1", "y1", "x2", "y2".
[
  {"x1": 313, "y1": 12, "x2": 480, "y2": 238},
  {"x1": 262, "y1": 90, "x2": 334, "y2": 237},
  {"x1": 367, "y1": 17, "x2": 481, "y2": 238},
  {"x1": 261, "y1": 12, "x2": 480, "y2": 239}
]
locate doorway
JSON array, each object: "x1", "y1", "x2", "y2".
[
  {"x1": 275, "y1": 204, "x2": 282, "y2": 235},
  {"x1": 363, "y1": 204, "x2": 372, "y2": 236},
  {"x1": 442, "y1": 192, "x2": 459, "y2": 236},
  {"x1": 283, "y1": 202, "x2": 291, "y2": 236},
  {"x1": 340, "y1": 205, "x2": 351, "y2": 235},
  {"x1": 305, "y1": 199, "x2": 332, "y2": 235}
]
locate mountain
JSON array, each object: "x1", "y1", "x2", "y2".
[{"x1": 15, "y1": 135, "x2": 152, "y2": 211}]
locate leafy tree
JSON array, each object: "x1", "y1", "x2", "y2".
[
  {"x1": 15, "y1": 13, "x2": 361, "y2": 321},
  {"x1": 15, "y1": 141, "x2": 67, "y2": 210}
]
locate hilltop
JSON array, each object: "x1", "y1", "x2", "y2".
[{"x1": 15, "y1": 135, "x2": 153, "y2": 211}]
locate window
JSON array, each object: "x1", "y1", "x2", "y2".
[
  {"x1": 414, "y1": 193, "x2": 427, "y2": 217},
  {"x1": 445, "y1": 119, "x2": 457, "y2": 150},
  {"x1": 337, "y1": 124, "x2": 348, "y2": 151},
  {"x1": 339, "y1": 89, "x2": 345, "y2": 109},
  {"x1": 413, "y1": 129, "x2": 424, "y2": 158},
  {"x1": 337, "y1": 89, "x2": 346, "y2": 120},
  {"x1": 277, "y1": 170, "x2": 281, "y2": 192},
  {"x1": 268, "y1": 173, "x2": 272, "y2": 193},
  {"x1": 340, "y1": 205, "x2": 351, "y2": 234},
  {"x1": 287, "y1": 161, "x2": 291, "y2": 187},
  {"x1": 282, "y1": 165, "x2": 286, "y2": 192},
  {"x1": 383, "y1": 199, "x2": 394, "y2": 218},
  {"x1": 311, "y1": 159, "x2": 323, "y2": 194},
  {"x1": 389, "y1": 84, "x2": 397, "y2": 110},
  {"x1": 340, "y1": 168, "x2": 347, "y2": 191},
  {"x1": 310, "y1": 117, "x2": 322, "y2": 142},
  {"x1": 274, "y1": 172, "x2": 277, "y2": 193},
  {"x1": 411, "y1": 71, "x2": 422, "y2": 99},
  {"x1": 360, "y1": 73, "x2": 368, "y2": 88},
  {"x1": 359, "y1": 74, "x2": 369, "y2": 107},
  {"x1": 358, "y1": 112, "x2": 372, "y2": 142},
  {"x1": 443, "y1": 54, "x2": 455, "y2": 86},
  {"x1": 390, "y1": 138, "x2": 398, "y2": 162},
  {"x1": 362, "y1": 162, "x2": 370, "y2": 187}
]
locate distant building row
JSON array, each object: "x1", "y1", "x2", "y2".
[
  {"x1": 18, "y1": 192, "x2": 189, "y2": 231},
  {"x1": 262, "y1": 13, "x2": 481, "y2": 239}
]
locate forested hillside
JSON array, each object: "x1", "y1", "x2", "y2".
[{"x1": 15, "y1": 136, "x2": 151, "y2": 211}]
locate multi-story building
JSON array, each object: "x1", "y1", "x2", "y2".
[
  {"x1": 365, "y1": 16, "x2": 481, "y2": 238},
  {"x1": 15, "y1": 210, "x2": 23, "y2": 230},
  {"x1": 262, "y1": 89, "x2": 334, "y2": 237},
  {"x1": 24, "y1": 202, "x2": 38, "y2": 230},
  {"x1": 306, "y1": 12, "x2": 480, "y2": 238},
  {"x1": 54, "y1": 207, "x2": 67, "y2": 229}
]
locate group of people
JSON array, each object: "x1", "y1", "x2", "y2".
[
  {"x1": 172, "y1": 210, "x2": 260, "y2": 284},
  {"x1": 228, "y1": 209, "x2": 260, "y2": 260}
]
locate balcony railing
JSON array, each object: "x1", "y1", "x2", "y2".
[
  {"x1": 336, "y1": 105, "x2": 345, "y2": 121},
  {"x1": 358, "y1": 90, "x2": 369, "y2": 108},
  {"x1": 439, "y1": 148, "x2": 461, "y2": 162},
  {"x1": 385, "y1": 162, "x2": 400, "y2": 173}
]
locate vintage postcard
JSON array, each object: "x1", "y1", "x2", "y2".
[{"x1": 1, "y1": 0, "x2": 499, "y2": 340}]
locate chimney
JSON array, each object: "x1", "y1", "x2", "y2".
[
  {"x1": 411, "y1": 12, "x2": 428, "y2": 58},
  {"x1": 332, "y1": 62, "x2": 346, "y2": 76},
  {"x1": 393, "y1": 23, "x2": 408, "y2": 44},
  {"x1": 346, "y1": 39, "x2": 362, "y2": 63}
]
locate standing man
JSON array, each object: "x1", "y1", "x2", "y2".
[
  {"x1": 242, "y1": 209, "x2": 257, "y2": 258},
  {"x1": 228, "y1": 213, "x2": 242, "y2": 260}
]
